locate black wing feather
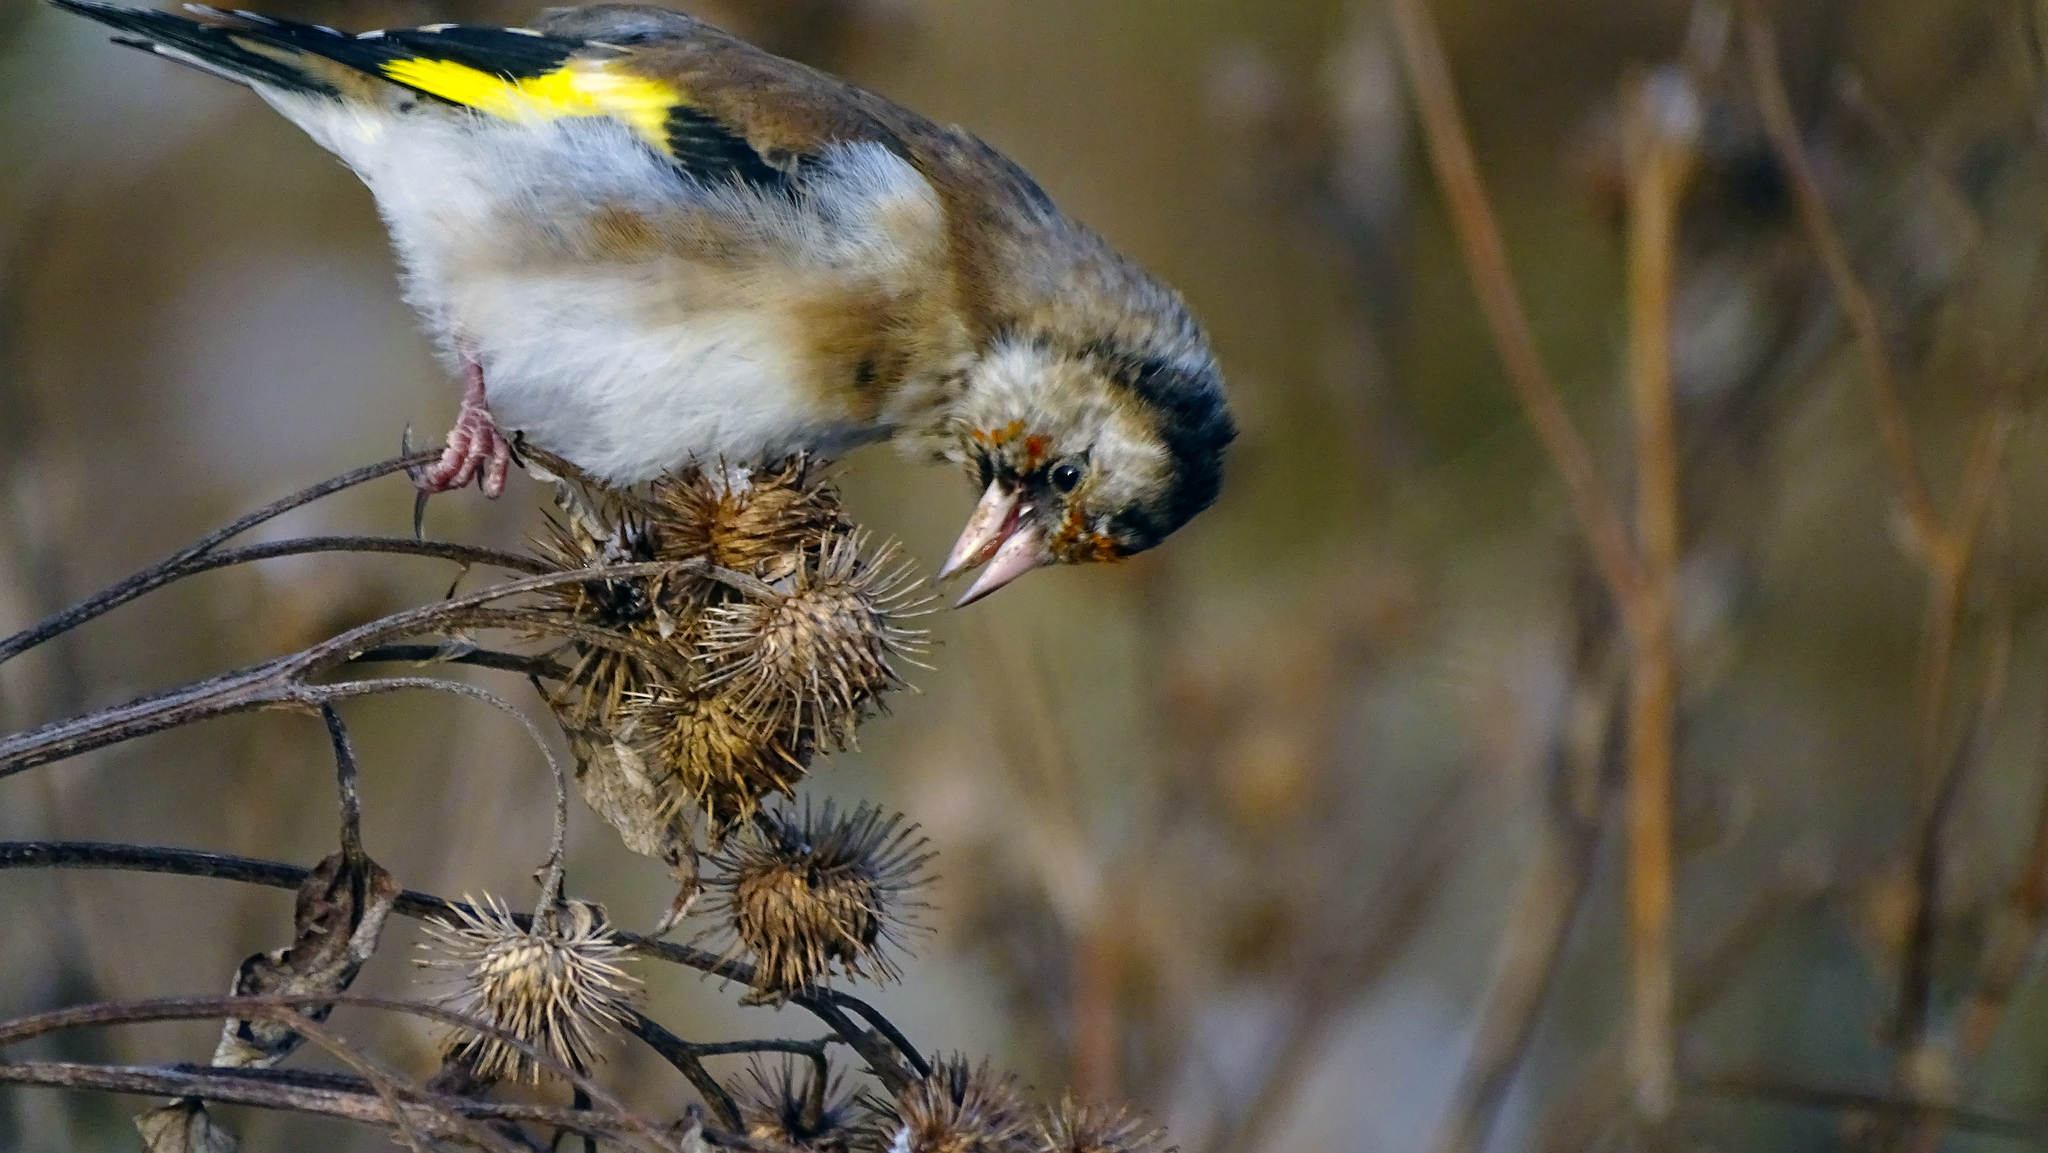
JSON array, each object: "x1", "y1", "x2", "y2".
[
  {"x1": 54, "y1": 1, "x2": 588, "y2": 93},
  {"x1": 666, "y1": 105, "x2": 795, "y2": 191},
  {"x1": 51, "y1": 0, "x2": 338, "y2": 94},
  {"x1": 373, "y1": 25, "x2": 583, "y2": 80},
  {"x1": 55, "y1": 0, "x2": 793, "y2": 192}
]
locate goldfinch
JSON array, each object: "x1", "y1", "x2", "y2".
[{"x1": 51, "y1": 1, "x2": 1235, "y2": 604}]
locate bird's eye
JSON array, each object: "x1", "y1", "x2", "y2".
[{"x1": 1050, "y1": 462, "x2": 1084, "y2": 494}]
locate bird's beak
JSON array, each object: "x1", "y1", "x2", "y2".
[
  {"x1": 955, "y1": 523, "x2": 1051, "y2": 606},
  {"x1": 938, "y1": 480, "x2": 1020, "y2": 580},
  {"x1": 939, "y1": 479, "x2": 1053, "y2": 606}
]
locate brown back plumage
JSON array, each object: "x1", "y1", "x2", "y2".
[{"x1": 534, "y1": 3, "x2": 1079, "y2": 346}]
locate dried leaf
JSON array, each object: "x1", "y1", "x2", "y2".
[
  {"x1": 212, "y1": 848, "x2": 399, "y2": 1069},
  {"x1": 566, "y1": 730, "x2": 694, "y2": 865},
  {"x1": 135, "y1": 1098, "x2": 239, "y2": 1153},
  {"x1": 562, "y1": 728, "x2": 703, "y2": 930}
]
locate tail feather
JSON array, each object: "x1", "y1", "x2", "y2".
[{"x1": 50, "y1": 0, "x2": 589, "y2": 104}]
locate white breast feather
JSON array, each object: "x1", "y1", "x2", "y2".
[{"x1": 252, "y1": 87, "x2": 952, "y2": 482}]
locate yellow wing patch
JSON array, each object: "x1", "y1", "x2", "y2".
[{"x1": 379, "y1": 56, "x2": 678, "y2": 151}]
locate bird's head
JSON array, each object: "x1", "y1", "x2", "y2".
[{"x1": 937, "y1": 332, "x2": 1235, "y2": 605}]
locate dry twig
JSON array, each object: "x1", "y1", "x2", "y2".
[
  {"x1": 1430, "y1": 721, "x2": 1615, "y2": 1153},
  {"x1": 0, "y1": 993, "x2": 693, "y2": 1153},
  {"x1": 1384, "y1": 0, "x2": 1643, "y2": 613},
  {"x1": 1618, "y1": 67, "x2": 1700, "y2": 1124},
  {"x1": 1744, "y1": 3, "x2": 2018, "y2": 1124},
  {"x1": 0, "y1": 840, "x2": 927, "y2": 1090}
]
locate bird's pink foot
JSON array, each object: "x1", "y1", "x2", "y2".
[{"x1": 415, "y1": 363, "x2": 511, "y2": 498}]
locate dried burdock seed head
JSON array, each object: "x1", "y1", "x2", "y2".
[
  {"x1": 634, "y1": 689, "x2": 810, "y2": 830},
  {"x1": 417, "y1": 895, "x2": 640, "y2": 1083},
  {"x1": 878, "y1": 1057, "x2": 1033, "y2": 1153},
  {"x1": 699, "y1": 534, "x2": 932, "y2": 747},
  {"x1": 530, "y1": 485, "x2": 684, "y2": 727},
  {"x1": 532, "y1": 490, "x2": 662, "y2": 630},
  {"x1": 705, "y1": 801, "x2": 935, "y2": 998},
  {"x1": 523, "y1": 458, "x2": 936, "y2": 892},
  {"x1": 736, "y1": 1058, "x2": 860, "y2": 1152},
  {"x1": 1034, "y1": 1098, "x2": 1171, "y2": 1153},
  {"x1": 650, "y1": 457, "x2": 850, "y2": 580}
]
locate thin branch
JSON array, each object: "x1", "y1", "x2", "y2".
[
  {"x1": 1431, "y1": 789, "x2": 1609, "y2": 1153},
  {"x1": 1619, "y1": 67, "x2": 1698, "y2": 1125},
  {"x1": 1384, "y1": 0, "x2": 1643, "y2": 612},
  {"x1": 1446, "y1": 62, "x2": 1695, "y2": 1149},
  {"x1": 0, "y1": 559, "x2": 701, "y2": 776},
  {"x1": 0, "y1": 1060, "x2": 662, "y2": 1144},
  {"x1": 1956, "y1": 414, "x2": 2016, "y2": 559},
  {"x1": 683, "y1": 1038, "x2": 834, "y2": 1059},
  {"x1": 786, "y1": 994, "x2": 914, "y2": 1094},
  {"x1": 1741, "y1": 4, "x2": 1946, "y2": 562},
  {"x1": 1748, "y1": 9, "x2": 2014, "y2": 1067},
  {"x1": 0, "y1": 659, "x2": 287, "y2": 777},
  {"x1": 279, "y1": 560, "x2": 704, "y2": 679},
  {"x1": 280, "y1": 1009, "x2": 457, "y2": 1153},
  {"x1": 804, "y1": 1046, "x2": 831, "y2": 1122},
  {"x1": 1691, "y1": 1075, "x2": 2047, "y2": 1145},
  {"x1": 307, "y1": 677, "x2": 568, "y2": 915},
  {"x1": 626, "y1": 1013, "x2": 743, "y2": 1131},
  {"x1": 830, "y1": 996, "x2": 932, "y2": 1081},
  {"x1": 0, "y1": 454, "x2": 466, "y2": 665},
  {"x1": 0, "y1": 841, "x2": 705, "y2": 974},
  {"x1": 0, "y1": 842, "x2": 928, "y2": 1088},
  {"x1": 1914, "y1": 414, "x2": 2014, "y2": 744},
  {"x1": 572, "y1": 1087, "x2": 599, "y2": 1153},
  {"x1": 1887, "y1": 416, "x2": 2012, "y2": 1099},
  {"x1": 436, "y1": 608, "x2": 699, "y2": 680},
  {"x1": 1896, "y1": 635, "x2": 2010, "y2": 1055},
  {"x1": 183, "y1": 454, "x2": 440, "y2": 562},
  {"x1": 1901, "y1": 413, "x2": 2011, "y2": 880},
  {"x1": 0, "y1": 841, "x2": 370, "y2": 894},
  {"x1": 0, "y1": 993, "x2": 689, "y2": 1153},
  {"x1": 0, "y1": 534, "x2": 549, "y2": 666},
  {"x1": 1746, "y1": 2, "x2": 2023, "y2": 1115},
  {"x1": 351, "y1": 646, "x2": 568, "y2": 681},
  {"x1": 321, "y1": 704, "x2": 364, "y2": 859},
  {"x1": 1900, "y1": 589, "x2": 2015, "y2": 1153},
  {"x1": 1956, "y1": 658, "x2": 2048, "y2": 1063}
]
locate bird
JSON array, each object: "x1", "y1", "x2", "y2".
[{"x1": 49, "y1": 1, "x2": 1236, "y2": 605}]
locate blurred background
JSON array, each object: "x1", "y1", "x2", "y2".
[{"x1": 8, "y1": 0, "x2": 2048, "y2": 1149}]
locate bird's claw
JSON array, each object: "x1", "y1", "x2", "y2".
[
  {"x1": 414, "y1": 393, "x2": 511, "y2": 498},
  {"x1": 651, "y1": 884, "x2": 699, "y2": 938}
]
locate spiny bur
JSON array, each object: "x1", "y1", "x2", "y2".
[
  {"x1": 704, "y1": 801, "x2": 935, "y2": 1000},
  {"x1": 648, "y1": 456, "x2": 850, "y2": 582},
  {"x1": 734, "y1": 1058, "x2": 861, "y2": 1152},
  {"x1": 1034, "y1": 1098, "x2": 1172, "y2": 1153},
  {"x1": 417, "y1": 895, "x2": 639, "y2": 1084},
  {"x1": 873, "y1": 1057, "x2": 1034, "y2": 1153},
  {"x1": 698, "y1": 532, "x2": 931, "y2": 748},
  {"x1": 527, "y1": 457, "x2": 929, "y2": 856},
  {"x1": 531, "y1": 487, "x2": 679, "y2": 727}
]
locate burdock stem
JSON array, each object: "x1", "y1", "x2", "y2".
[
  {"x1": 0, "y1": 560, "x2": 703, "y2": 777},
  {"x1": 0, "y1": 453, "x2": 476, "y2": 665},
  {"x1": 0, "y1": 841, "x2": 928, "y2": 1088},
  {"x1": 0, "y1": 993, "x2": 691, "y2": 1153},
  {"x1": 1384, "y1": 0, "x2": 1643, "y2": 611}
]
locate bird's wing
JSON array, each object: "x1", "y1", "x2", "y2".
[
  {"x1": 52, "y1": 1, "x2": 915, "y2": 194},
  {"x1": 526, "y1": 4, "x2": 936, "y2": 190}
]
